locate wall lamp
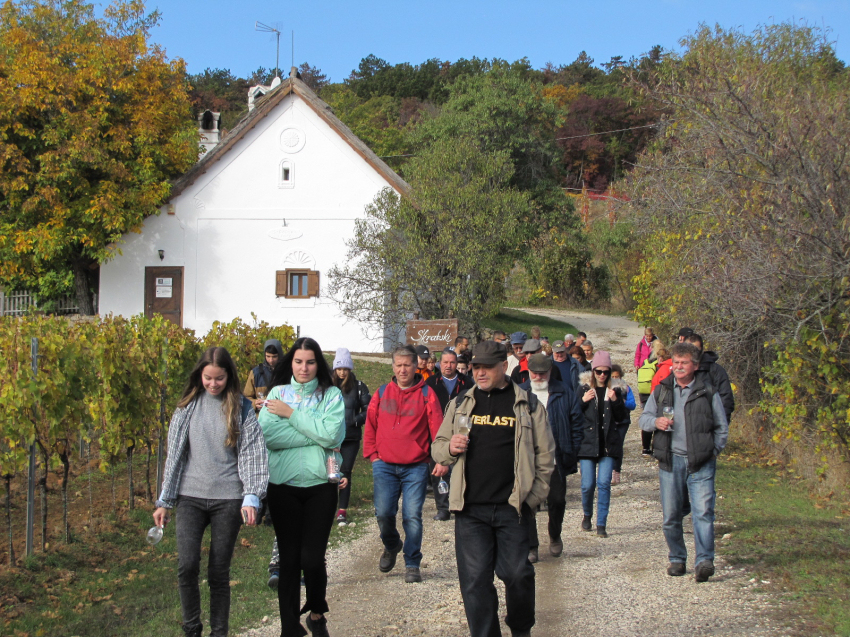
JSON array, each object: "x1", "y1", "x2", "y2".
[{"x1": 158, "y1": 249, "x2": 165, "y2": 261}]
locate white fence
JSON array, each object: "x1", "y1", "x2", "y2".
[{"x1": 0, "y1": 290, "x2": 92, "y2": 316}]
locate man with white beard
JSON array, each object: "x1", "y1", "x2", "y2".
[{"x1": 519, "y1": 354, "x2": 584, "y2": 562}]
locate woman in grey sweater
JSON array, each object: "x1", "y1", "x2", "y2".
[{"x1": 153, "y1": 347, "x2": 269, "y2": 637}]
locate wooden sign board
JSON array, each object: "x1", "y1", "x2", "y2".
[{"x1": 406, "y1": 319, "x2": 459, "y2": 352}]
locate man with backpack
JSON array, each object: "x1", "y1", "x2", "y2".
[
  {"x1": 639, "y1": 342, "x2": 728, "y2": 583},
  {"x1": 363, "y1": 344, "x2": 448, "y2": 583},
  {"x1": 432, "y1": 341, "x2": 554, "y2": 637},
  {"x1": 243, "y1": 339, "x2": 284, "y2": 411}
]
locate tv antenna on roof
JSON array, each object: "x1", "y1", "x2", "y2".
[{"x1": 255, "y1": 21, "x2": 281, "y2": 79}]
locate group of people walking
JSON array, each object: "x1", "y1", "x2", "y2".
[{"x1": 152, "y1": 325, "x2": 733, "y2": 637}]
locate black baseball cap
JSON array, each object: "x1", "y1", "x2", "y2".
[{"x1": 415, "y1": 345, "x2": 430, "y2": 358}]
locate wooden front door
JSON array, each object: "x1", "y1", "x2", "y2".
[{"x1": 144, "y1": 267, "x2": 184, "y2": 327}]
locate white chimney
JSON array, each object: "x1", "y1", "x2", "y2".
[{"x1": 198, "y1": 110, "x2": 221, "y2": 153}]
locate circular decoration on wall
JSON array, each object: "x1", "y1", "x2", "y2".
[{"x1": 279, "y1": 127, "x2": 306, "y2": 153}]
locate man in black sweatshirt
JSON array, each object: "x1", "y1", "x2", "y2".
[{"x1": 432, "y1": 341, "x2": 554, "y2": 637}]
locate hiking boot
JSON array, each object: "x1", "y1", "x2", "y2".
[
  {"x1": 694, "y1": 560, "x2": 715, "y2": 583},
  {"x1": 306, "y1": 614, "x2": 330, "y2": 637},
  {"x1": 433, "y1": 510, "x2": 450, "y2": 521},
  {"x1": 379, "y1": 541, "x2": 403, "y2": 573},
  {"x1": 581, "y1": 515, "x2": 592, "y2": 531},
  {"x1": 549, "y1": 537, "x2": 563, "y2": 557},
  {"x1": 267, "y1": 570, "x2": 279, "y2": 589},
  {"x1": 404, "y1": 567, "x2": 422, "y2": 583},
  {"x1": 611, "y1": 470, "x2": 621, "y2": 485},
  {"x1": 527, "y1": 548, "x2": 539, "y2": 564},
  {"x1": 667, "y1": 562, "x2": 686, "y2": 577},
  {"x1": 597, "y1": 526, "x2": 608, "y2": 538}
]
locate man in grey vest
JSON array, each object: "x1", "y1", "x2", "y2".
[{"x1": 639, "y1": 342, "x2": 728, "y2": 582}]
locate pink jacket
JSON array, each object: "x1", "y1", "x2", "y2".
[{"x1": 634, "y1": 337, "x2": 655, "y2": 370}]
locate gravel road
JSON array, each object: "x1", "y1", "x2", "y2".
[{"x1": 240, "y1": 310, "x2": 795, "y2": 637}]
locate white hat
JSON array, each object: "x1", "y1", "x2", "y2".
[{"x1": 333, "y1": 348, "x2": 354, "y2": 370}]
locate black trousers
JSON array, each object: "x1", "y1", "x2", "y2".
[
  {"x1": 456, "y1": 503, "x2": 535, "y2": 637},
  {"x1": 175, "y1": 497, "x2": 243, "y2": 637},
  {"x1": 267, "y1": 482, "x2": 338, "y2": 636},
  {"x1": 338, "y1": 439, "x2": 360, "y2": 510},
  {"x1": 527, "y1": 467, "x2": 567, "y2": 549}
]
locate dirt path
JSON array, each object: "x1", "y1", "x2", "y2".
[{"x1": 241, "y1": 310, "x2": 793, "y2": 637}]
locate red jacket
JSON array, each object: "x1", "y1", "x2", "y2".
[
  {"x1": 363, "y1": 375, "x2": 444, "y2": 464},
  {"x1": 650, "y1": 359, "x2": 673, "y2": 391}
]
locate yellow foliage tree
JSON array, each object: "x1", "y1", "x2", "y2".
[{"x1": 0, "y1": 0, "x2": 198, "y2": 313}]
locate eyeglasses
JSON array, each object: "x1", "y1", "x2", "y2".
[{"x1": 594, "y1": 369, "x2": 611, "y2": 376}]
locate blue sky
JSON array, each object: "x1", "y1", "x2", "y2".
[{"x1": 149, "y1": 0, "x2": 850, "y2": 81}]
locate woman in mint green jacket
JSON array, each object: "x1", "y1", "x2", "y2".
[{"x1": 259, "y1": 337, "x2": 345, "y2": 637}]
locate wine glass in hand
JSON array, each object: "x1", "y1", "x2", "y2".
[{"x1": 662, "y1": 406, "x2": 674, "y2": 431}]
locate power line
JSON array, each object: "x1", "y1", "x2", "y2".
[
  {"x1": 555, "y1": 122, "x2": 661, "y2": 141},
  {"x1": 377, "y1": 122, "x2": 665, "y2": 160}
]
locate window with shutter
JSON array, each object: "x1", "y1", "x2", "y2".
[{"x1": 276, "y1": 269, "x2": 320, "y2": 298}]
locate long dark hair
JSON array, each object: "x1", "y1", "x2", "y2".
[
  {"x1": 333, "y1": 369, "x2": 357, "y2": 394},
  {"x1": 178, "y1": 347, "x2": 242, "y2": 447},
  {"x1": 270, "y1": 337, "x2": 334, "y2": 397}
]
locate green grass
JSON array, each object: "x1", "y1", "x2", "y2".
[
  {"x1": 480, "y1": 308, "x2": 578, "y2": 341},
  {"x1": 716, "y1": 444, "x2": 850, "y2": 636},
  {"x1": 0, "y1": 363, "x2": 382, "y2": 636},
  {"x1": 0, "y1": 450, "x2": 376, "y2": 636}
]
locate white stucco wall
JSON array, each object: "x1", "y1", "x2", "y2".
[{"x1": 99, "y1": 92, "x2": 395, "y2": 352}]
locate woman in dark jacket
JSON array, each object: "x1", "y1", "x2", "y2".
[
  {"x1": 570, "y1": 345, "x2": 592, "y2": 372},
  {"x1": 332, "y1": 348, "x2": 371, "y2": 524},
  {"x1": 577, "y1": 351, "x2": 627, "y2": 538}
]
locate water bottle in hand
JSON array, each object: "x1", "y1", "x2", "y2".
[
  {"x1": 146, "y1": 526, "x2": 163, "y2": 545},
  {"x1": 437, "y1": 479, "x2": 449, "y2": 495}
]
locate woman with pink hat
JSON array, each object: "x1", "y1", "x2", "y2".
[{"x1": 576, "y1": 351, "x2": 628, "y2": 538}]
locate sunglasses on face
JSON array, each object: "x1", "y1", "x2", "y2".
[{"x1": 594, "y1": 369, "x2": 611, "y2": 376}]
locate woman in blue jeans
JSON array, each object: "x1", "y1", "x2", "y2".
[
  {"x1": 153, "y1": 347, "x2": 269, "y2": 637},
  {"x1": 577, "y1": 351, "x2": 627, "y2": 538}
]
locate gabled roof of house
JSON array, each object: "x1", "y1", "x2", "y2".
[{"x1": 169, "y1": 68, "x2": 411, "y2": 200}]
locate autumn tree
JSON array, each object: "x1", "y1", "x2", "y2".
[
  {"x1": 0, "y1": 0, "x2": 198, "y2": 313},
  {"x1": 625, "y1": 23, "x2": 850, "y2": 474},
  {"x1": 328, "y1": 138, "x2": 529, "y2": 338}
]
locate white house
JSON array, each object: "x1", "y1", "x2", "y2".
[{"x1": 98, "y1": 68, "x2": 410, "y2": 352}]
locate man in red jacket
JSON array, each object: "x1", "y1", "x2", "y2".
[{"x1": 364, "y1": 344, "x2": 448, "y2": 583}]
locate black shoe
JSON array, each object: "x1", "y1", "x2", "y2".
[
  {"x1": 549, "y1": 537, "x2": 563, "y2": 557},
  {"x1": 181, "y1": 624, "x2": 202, "y2": 637},
  {"x1": 642, "y1": 448, "x2": 652, "y2": 456},
  {"x1": 527, "y1": 548, "x2": 539, "y2": 564},
  {"x1": 433, "y1": 510, "x2": 450, "y2": 521},
  {"x1": 581, "y1": 515, "x2": 592, "y2": 531},
  {"x1": 267, "y1": 570, "x2": 279, "y2": 589},
  {"x1": 596, "y1": 526, "x2": 608, "y2": 538},
  {"x1": 695, "y1": 560, "x2": 715, "y2": 583},
  {"x1": 379, "y1": 541, "x2": 403, "y2": 572},
  {"x1": 667, "y1": 562, "x2": 686, "y2": 577},
  {"x1": 404, "y1": 566, "x2": 422, "y2": 583},
  {"x1": 306, "y1": 614, "x2": 330, "y2": 637}
]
